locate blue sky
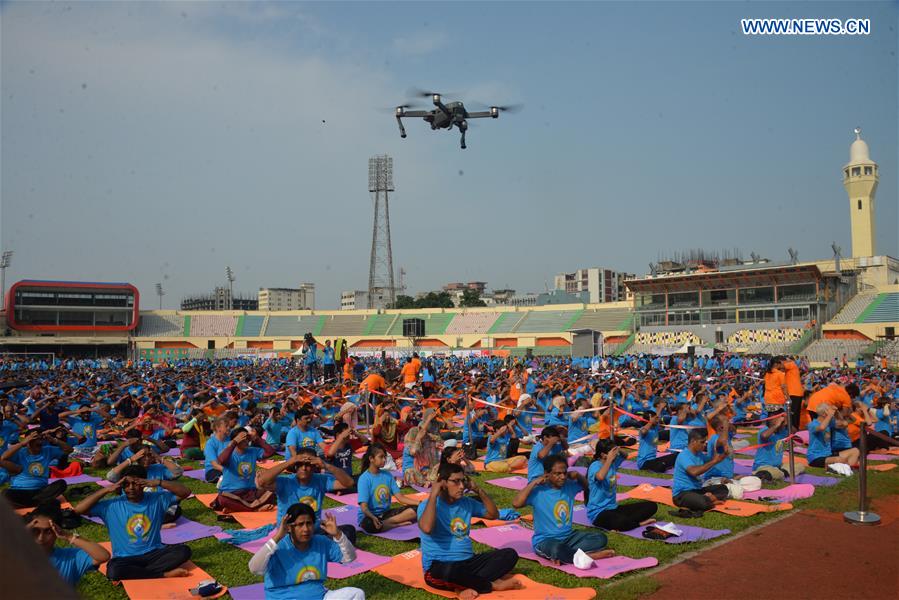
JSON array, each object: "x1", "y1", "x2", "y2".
[{"x1": 1, "y1": 1, "x2": 896, "y2": 308}]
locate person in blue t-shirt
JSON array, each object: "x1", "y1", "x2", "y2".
[
  {"x1": 105, "y1": 447, "x2": 185, "y2": 524},
  {"x1": 258, "y1": 447, "x2": 357, "y2": 545},
  {"x1": 248, "y1": 502, "x2": 362, "y2": 600},
  {"x1": 752, "y1": 414, "x2": 790, "y2": 480},
  {"x1": 285, "y1": 408, "x2": 327, "y2": 458},
  {"x1": 527, "y1": 426, "x2": 567, "y2": 481},
  {"x1": 322, "y1": 340, "x2": 337, "y2": 383},
  {"x1": 0, "y1": 429, "x2": 71, "y2": 508},
  {"x1": 418, "y1": 463, "x2": 521, "y2": 595},
  {"x1": 587, "y1": 439, "x2": 657, "y2": 531},
  {"x1": 357, "y1": 445, "x2": 420, "y2": 533},
  {"x1": 704, "y1": 416, "x2": 735, "y2": 481},
  {"x1": 484, "y1": 419, "x2": 527, "y2": 473},
  {"x1": 74, "y1": 465, "x2": 192, "y2": 580},
  {"x1": 672, "y1": 429, "x2": 729, "y2": 514},
  {"x1": 513, "y1": 454, "x2": 613, "y2": 565},
  {"x1": 213, "y1": 427, "x2": 277, "y2": 512},
  {"x1": 25, "y1": 500, "x2": 110, "y2": 587},
  {"x1": 807, "y1": 404, "x2": 859, "y2": 471},
  {"x1": 635, "y1": 413, "x2": 676, "y2": 473}
]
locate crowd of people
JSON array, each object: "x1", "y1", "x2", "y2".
[{"x1": 0, "y1": 347, "x2": 897, "y2": 599}]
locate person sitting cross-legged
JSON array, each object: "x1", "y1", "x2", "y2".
[
  {"x1": 419, "y1": 462, "x2": 521, "y2": 599},
  {"x1": 587, "y1": 439, "x2": 657, "y2": 531},
  {"x1": 671, "y1": 429, "x2": 729, "y2": 515},
  {"x1": 1, "y1": 429, "x2": 71, "y2": 508},
  {"x1": 213, "y1": 427, "x2": 276, "y2": 512},
  {"x1": 512, "y1": 454, "x2": 614, "y2": 566},
  {"x1": 249, "y1": 502, "x2": 363, "y2": 600},
  {"x1": 73, "y1": 465, "x2": 192, "y2": 580}
]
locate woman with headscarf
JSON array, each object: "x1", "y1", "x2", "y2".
[
  {"x1": 370, "y1": 402, "x2": 408, "y2": 470},
  {"x1": 403, "y1": 409, "x2": 442, "y2": 487}
]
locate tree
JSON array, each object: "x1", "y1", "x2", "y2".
[
  {"x1": 414, "y1": 291, "x2": 455, "y2": 309},
  {"x1": 391, "y1": 295, "x2": 416, "y2": 309},
  {"x1": 459, "y1": 288, "x2": 486, "y2": 307}
]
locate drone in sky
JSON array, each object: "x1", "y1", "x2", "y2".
[{"x1": 393, "y1": 89, "x2": 521, "y2": 149}]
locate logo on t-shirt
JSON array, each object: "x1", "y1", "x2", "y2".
[
  {"x1": 83, "y1": 425, "x2": 94, "y2": 438},
  {"x1": 608, "y1": 474, "x2": 617, "y2": 490},
  {"x1": 27, "y1": 462, "x2": 45, "y2": 477},
  {"x1": 237, "y1": 461, "x2": 253, "y2": 478},
  {"x1": 449, "y1": 516, "x2": 468, "y2": 538},
  {"x1": 552, "y1": 499, "x2": 571, "y2": 526},
  {"x1": 125, "y1": 513, "x2": 151, "y2": 542},
  {"x1": 373, "y1": 484, "x2": 390, "y2": 506},
  {"x1": 295, "y1": 565, "x2": 321, "y2": 583},
  {"x1": 298, "y1": 495, "x2": 319, "y2": 512}
]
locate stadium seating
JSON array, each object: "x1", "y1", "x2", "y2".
[
  {"x1": 363, "y1": 314, "x2": 397, "y2": 336},
  {"x1": 634, "y1": 331, "x2": 702, "y2": 348},
  {"x1": 859, "y1": 292, "x2": 899, "y2": 323},
  {"x1": 263, "y1": 315, "x2": 322, "y2": 337},
  {"x1": 444, "y1": 312, "x2": 502, "y2": 335},
  {"x1": 237, "y1": 315, "x2": 265, "y2": 337},
  {"x1": 569, "y1": 307, "x2": 632, "y2": 332},
  {"x1": 319, "y1": 315, "x2": 368, "y2": 336},
  {"x1": 801, "y1": 339, "x2": 870, "y2": 363},
  {"x1": 830, "y1": 292, "x2": 878, "y2": 324},
  {"x1": 487, "y1": 312, "x2": 527, "y2": 334},
  {"x1": 386, "y1": 313, "x2": 455, "y2": 336},
  {"x1": 513, "y1": 310, "x2": 582, "y2": 334},
  {"x1": 135, "y1": 314, "x2": 184, "y2": 337},
  {"x1": 189, "y1": 315, "x2": 237, "y2": 337}
]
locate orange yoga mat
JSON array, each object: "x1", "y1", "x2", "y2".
[
  {"x1": 471, "y1": 461, "x2": 528, "y2": 475},
  {"x1": 867, "y1": 463, "x2": 897, "y2": 472},
  {"x1": 15, "y1": 501, "x2": 75, "y2": 516},
  {"x1": 472, "y1": 516, "x2": 519, "y2": 527},
  {"x1": 626, "y1": 484, "x2": 793, "y2": 517},
  {"x1": 193, "y1": 493, "x2": 277, "y2": 528},
  {"x1": 97, "y1": 542, "x2": 228, "y2": 599},
  {"x1": 373, "y1": 549, "x2": 596, "y2": 600}
]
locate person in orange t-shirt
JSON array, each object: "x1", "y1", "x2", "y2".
[
  {"x1": 399, "y1": 358, "x2": 418, "y2": 389},
  {"x1": 763, "y1": 358, "x2": 788, "y2": 413},
  {"x1": 782, "y1": 358, "x2": 805, "y2": 429},
  {"x1": 805, "y1": 383, "x2": 858, "y2": 421}
]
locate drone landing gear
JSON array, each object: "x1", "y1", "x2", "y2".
[
  {"x1": 460, "y1": 132, "x2": 466, "y2": 149},
  {"x1": 396, "y1": 116, "x2": 407, "y2": 139},
  {"x1": 459, "y1": 120, "x2": 468, "y2": 149}
]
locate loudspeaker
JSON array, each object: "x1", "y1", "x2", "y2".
[
  {"x1": 403, "y1": 318, "x2": 425, "y2": 337},
  {"x1": 886, "y1": 327, "x2": 895, "y2": 340},
  {"x1": 687, "y1": 345, "x2": 696, "y2": 358}
]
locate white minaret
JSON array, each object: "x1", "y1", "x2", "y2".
[{"x1": 842, "y1": 127, "x2": 878, "y2": 258}]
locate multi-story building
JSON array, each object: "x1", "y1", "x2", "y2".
[
  {"x1": 340, "y1": 290, "x2": 368, "y2": 311},
  {"x1": 554, "y1": 267, "x2": 632, "y2": 303},
  {"x1": 181, "y1": 287, "x2": 257, "y2": 311},
  {"x1": 258, "y1": 284, "x2": 315, "y2": 311}
]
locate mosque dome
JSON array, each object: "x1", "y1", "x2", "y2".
[{"x1": 846, "y1": 128, "x2": 875, "y2": 167}]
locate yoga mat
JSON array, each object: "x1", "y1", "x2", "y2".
[
  {"x1": 182, "y1": 468, "x2": 207, "y2": 481},
  {"x1": 868, "y1": 463, "x2": 897, "y2": 472},
  {"x1": 470, "y1": 524, "x2": 658, "y2": 579},
  {"x1": 471, "y1": 461, "x2": 527, "y2": 474},
  {"x1": 618, "y1": 523, "x2": 731, "y2": 544},
  {"x1": 325, "y1": 491, "x2": 359, "y2": 505},
  {"x1": 795, "y1": 474, "x2": 840, "y2": 487},
  {"x1": 472, "y1": 515, "x2": 519, "y2": 527},
  {"x1": 160, "y1": 517, "x2": 223, "y2": 544},
  {"x1": 743, "y1": 484, "x2": 815, "y2": 502},
  {"x1": 365, "y1": 521, "x2": 421, "y2": 541},
  {"x1": 229, "y1": 583, "x2": 264, "y2": 600},
  {"x1": 617, "y1": 473, "x2": 673, "y2": 488},
  {"x1": 486, "y1": 476, "x2": 586, "y2": 502},
  {"x1": 620, "y1": 459, "x2": 674, "y2": 475},
  {"x1": 97, "y1": 543, "x2": 227, "y2": 599},
  {"x1": 329, "y1": 549, "x2": 392, "y2": 578},
  {"x1": 193, "y1": 493, "x2": 278, "y2": 529},
  {"x1": 626, "y1": 484, "x2": 793, "y2": 517},
  {"x1": 373, "y1": 549, "x2": 597, "y2": 599},
  {"x1": 867, "y1": 453, "x2": 899, "y2": 461},
  {"x1": 50, "y1": 474, "x2": 101, "y2": 485}
]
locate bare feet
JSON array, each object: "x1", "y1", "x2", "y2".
[
  {"x1": 164, "y1": 567, "x2": 190, "y2": 578},
  {"x1": 458, "y1": 588, "x2": 479, "y2": 600},
  {"x1": 161, "y1": 522, "x2": 177, "y2": 529},
  {"x1": 588, "y1": 549, "x2": 616, "y2": 560},
  {"x1": 492, "y1": 577, "x2": 524, "y2": 591},
  {"x1": 639, "y1": 518, "x2": 657, "y2": 526}
]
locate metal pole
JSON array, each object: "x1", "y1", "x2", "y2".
[
  {"x1": 785, "y1": 400, "x2": 796, "y2": 484},
  {"x1": 844, "y1": 426, "x2": 880, "y2": 525}
]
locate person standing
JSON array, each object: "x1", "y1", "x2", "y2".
[
  {"x1": 782, "y1": 356, "x2": 805, "y2": 430},
  {"x1": 322, "y1": 341, "x2": 337, "y2": 383}
]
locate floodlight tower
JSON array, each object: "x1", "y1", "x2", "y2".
[
  {"x1": 155, "y1": 283, "x2": 165, "y2": 310},
  {"x1": 0, "y1": 251, "x2": 12, "y2": 307},
  {"x1": 225, "y1": 266, "x2": 235, "y2": 310},
  {"x1": 367, "y1": 155, "x2": 396, "y2": 309}
]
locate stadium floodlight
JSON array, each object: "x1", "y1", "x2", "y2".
[
  {"x1": 0, "y1": 250, "x2": 13, "y2": 305},
  {"x1": 155, "y1": 283, "x2": 165, "y2": 310},
  {"x1": 225, "y1": 266, "x2": 235, "y2": 310}
]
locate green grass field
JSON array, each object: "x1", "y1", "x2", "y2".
[{"x1": 21, "y1": 447, "x2": 898, "y2": 600}]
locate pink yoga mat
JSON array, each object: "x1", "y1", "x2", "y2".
[
  {"x1": 160, "y1": 517, "x2": 223, "y2": 544},
  {"x1": 182, "y1": 468, "x2": 207, "y2": 481},
  {"x1": 325, "y1": 491, "x2": 359, "y2": 505},
  {"x1": 470, "y1": 524, "x2": 658, "y2": 578},
  {"x1": 742, "y1": 484, "x2": 815, "y2": 502},
  {"x1": 486, "y1": 476, "x2": 586, "y2": 502}
]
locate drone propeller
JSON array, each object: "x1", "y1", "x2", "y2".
[
  {"x1": 491, "y1": 103, "x2": 523, "y2": 114},
  {"x1": 408, "y1": 87, "x2": 457, "y2": 100},
  {"x1": 378, "y1": 103, "x2": 424, "y2": 114}
]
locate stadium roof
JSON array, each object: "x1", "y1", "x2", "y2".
[{"x1": 625, "y1": 264, "x2": 823, "y2": 294}]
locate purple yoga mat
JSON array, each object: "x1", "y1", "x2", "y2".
[
  {"x1": 743, "y1": 483, "x2": 815, "y2": 502},
  {"x1": 229, "y1": 583, "x2": 264, "y2": 600},
  {"x1": 867, "y1": 453, "x2": 898, "y2": 461},
  {"x1": 160, "y1": 517, "x2": 222, "y2": 544},
  {"x1": 50, "y1": 474, "x2": 101, "y2": 485},
  {"x1": 470, "y1": 524, "x2": 658, "y2": 578},
  {"x1": 620, "y1": 459, "x2": 674, "y2": 475},
  {"x1": 617, "y1": 473, "x2": 673, "y2": 488},
  {"x1": 325, "y1": 491, "x2": 359, "y2": 505},
  {"x1": 487, "y1": 476, "x2": 586, "y2": 501},
  {"x1": 618, "y1": 523, "x2": 731, "y2": 544},
  {"x1": 329, "y1": 549, "x2": 392, "y2": 578},
  {"x1": 795, "y1": 474, "x2": 839, "y2": 487},
  {"x1": 366, "y1": 521, "x2": 421, "y2": 541},
  {"x1": 182, "y1": 468, "x2": 207, "y2": 481}
]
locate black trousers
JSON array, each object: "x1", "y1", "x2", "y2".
[
  {"x1": 427, "y1": 548, "x2": 519, "y2": 594},
  {"x1": 4, "y1": 480, "x2": 68, "y2": 508},
  {"x1": 591, "y1": 500, "x2": 658, "y2": 531},
  {"x1": 106, "y1": 544, "x2": 192, "y2": 580},
  {"x1": 323, "y1": 364, "x2": 336, "y2": 381},
  {"x1": 789, "y1": 396, "x2": 803, "y2": 430},
  {"x1": 673, "y1": 484, "x2": 729, "y2": 512},
  {"x1": 639, "y1": 454, "x2": 677, "y2": 473}
]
